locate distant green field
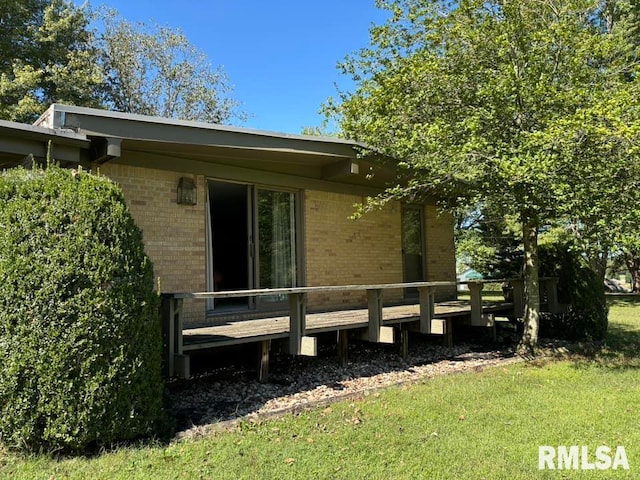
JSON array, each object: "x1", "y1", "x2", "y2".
[{"x1": 2, "y1": 298, "x2": 639, "y2": 479}]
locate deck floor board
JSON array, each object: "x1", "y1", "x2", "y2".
[{"x1": 182, "y1": 300, "x2": 513, "y2": 351}]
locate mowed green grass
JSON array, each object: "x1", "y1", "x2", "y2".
[{"x1": 2, "y1": 298, "x2": 639, "y2": 479}]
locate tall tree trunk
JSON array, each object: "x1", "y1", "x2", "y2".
[
  {"x1": 518, "y1": 219, "x2": 540, "y2": 355},
  {"x1": 588, "y1": 246, "x2": 608, "y2": 283},
  {"x1": 625, "y1": 249, "x2": 640, "y2": 293}
]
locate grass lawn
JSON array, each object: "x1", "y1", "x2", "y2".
[{"x1": 2, "y1": 297, "x2": 639, "y2": 479}]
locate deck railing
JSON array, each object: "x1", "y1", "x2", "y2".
[{"x1": 160, "y1": 278, "x2": 560, "y2": 378}]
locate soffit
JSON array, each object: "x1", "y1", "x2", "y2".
[{"x1": 117, "y1": 138, "x2": 396, "y2": 188}]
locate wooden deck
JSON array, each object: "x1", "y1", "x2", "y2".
[
  {"x1": 161, "y1": 279, "x2": 561, "y2": 379},
  {"x1": 182, "y1": 300, "x2": 513, "y2": 351}
]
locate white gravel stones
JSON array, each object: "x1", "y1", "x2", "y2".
[{"x1": 168, "y1": 339, "x2": 532, "y2": 440}]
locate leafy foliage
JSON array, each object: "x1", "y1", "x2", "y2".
[
  {"x1": 0, "y1": 165, "x2": 166, "y2": 453},
  {"x1": 328, "y1": 0, "x2": 640, "y2": 351},
  {"x1": 546, "y1": 89, "x2": 640, "y2": 283},
  {"x1": 97, "y1": 10, "x2": 245, "y2": 124},
  {"x1": 0, "y1": 2, "x2": 244, "y2": 125},
  {"x1": 539, "y1": 240, "x2": 608, "y2": 341},
  {"x1": 0, "y1": 0, "x2": 103, "y2": 123},
  {"x1": 455, "y1": 203, "x2": 522, "y2": 278}
]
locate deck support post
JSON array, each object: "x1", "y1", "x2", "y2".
[
  {"x1": 257, "y1": 340, "x2": 271, "y2": 383},
  {"x1": 444, "y1": 318, "x2": 453, "y2": 347},
  {"x1": 489, "y1": 316, "x2": 497, "y2": 343},
  {"x1": 174, "y1": 353, "x2": 190, "y2": 380},
  {"x1": 160, "y1": 294, "x2": 173, "y2": 378},
  {"x1": 161, "y1": 294, "x2": 189, "y2": 378},
  {"x1": 289, "y1": 292, "x2": 306, "y2": 354},
  {"x1": 361, "y1": 289, "x2": 394, "y2": 343},
  {"x1": 511, "y1": 279, "x2": 525, "y2": 318},
  {"x1": 400, "y1": 327, "x2": 409, "y2": 359},
  {"x1": 288, "y1": 293, "x2": 316, "y2": 355},
  {"x1": 337, "y1": 330, "x2": 349, "y2": 367},
  {"x1": 468, "y1": 281, "x2": 484, "y2": 326},
  {"x1": 417, "y1": 286, "x2": 436, "y2": 334},
  {"x1": 367, "y1": 289, "x2": 383, "y2": 342}
]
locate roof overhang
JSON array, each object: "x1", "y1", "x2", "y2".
[
  {"x1": 0, "y1": 119, "x2": 91, "y2": 169},
  {"x1": 35, "y1": 104, "x2": 396, "y2": 188}
]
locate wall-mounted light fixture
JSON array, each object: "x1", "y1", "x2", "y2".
[{"x1": 177, "y1": 177, "x2": 197, "y2": 205}]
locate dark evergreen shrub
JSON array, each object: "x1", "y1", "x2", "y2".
[
  {"x1": 0, "y1": 165, "x2": 166, "y2": 453},
  {"x1": 539, "y1": 239, "x2": 608, "y2": 341}
]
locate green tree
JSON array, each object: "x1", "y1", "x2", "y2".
[
  {"x1": 0, "y1": 0, "x2": 103, "y2": 123},
  {"x1": 301, "y1": 126, "x2": 329, "y2": 136},
  {"x1": 98, "y1": 11, "x2": 245, "y2": 124},
  {"x1": 549, "y1": 84, "x2": 640, "y2": 289},
  {"x1": 455, "y1": 202, "x2": 522, "y2": 278},
  {"x1": 0, "y1": 0, "x2": 44, "y2": 73},
  {"x1": 329, "y1": 0, "x2": 640, "y2": 352}
]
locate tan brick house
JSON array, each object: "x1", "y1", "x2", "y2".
[{"x1": 1, "y1": 104, "x2": 456, "y2": 326}]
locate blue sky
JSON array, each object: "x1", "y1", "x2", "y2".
[{"x1": 85, "y1": 1, "x2": 389, "y2": 134}]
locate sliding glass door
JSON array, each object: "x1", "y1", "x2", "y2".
[
  {"x1": 257, "y1": 189, "x2": 296, "y2": 288},
  {"x1": 207, "y1": 180, "x2": 253, "y2": 311},
  {"x1": 257, "y1": 189, "x2": 296, "y2": 306},
  {"x1": 207, "y1": 180, "x2": 298, "y2": 312}
]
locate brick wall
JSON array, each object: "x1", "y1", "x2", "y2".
[
  {"x1": 98, "y1": 163, "x2": 207, "y2": 323},
  {"x1": 424, "y1": 205, "x2": 457, "y2": 300},
  {"x1": 95, "y1": 166, "x2": 457, "y2": 322},
  {"x1": 304, "y1": 190, "x2": 404, "y2": 310}
]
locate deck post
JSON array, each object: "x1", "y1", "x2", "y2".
[
  {"x1": 257, "y1": 340, "x2": 271, "y2": 383},
  {"x1": 174, "y1": 298, "x2": 184, "y2": 355},
  {"x1": 400, "y1": 327, "x2": 409, "y2": 359},
  {"x1": 489, "y1": 315, "x2": 497, "y2": 343},
  {"x1": 337, "y1": 330, "x2": 349, "y2": 367},
  {"x1": 367, "y1": 289, "x2": 384, "y2": 342},
  {"x1": 417, "y1": 286, "x2": 435, "y2": 334},
  {"x1": 468, "y1": 281, "x2": 484, "y2": 326},
  {"x1": 160, "y1": 294, "x2": 174, "y2": 378},
  {"x1": 511, "y1": 279, "x2": 525, "y2": 318},
  {"x1": 173, "y1": 297, "x2": 190, "y2": 379},
  {"x1": 543, "y1": 277, "x2": 560, "y2": 313},
  {"x1": 160, "y1": 295, "x2": 188, "y2": 378},
  {"x1": 288, "y1": 292, "x2": 307, "y2": 355},
  {"x1": 444, "y1": 318, "x2": 453, "y2": 347}
]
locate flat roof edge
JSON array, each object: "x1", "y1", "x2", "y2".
[
  {"x1": 41, "y1": 104, "x2": 367, "y2": 149},
  {"x1": 0, "y1": 118, "x2": 88, "y2": 144}
]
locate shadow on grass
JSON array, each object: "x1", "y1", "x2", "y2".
[
  {"x1": 567, "y1": 296, "x2": 640, "y2": 371},
  {"x1": 606, "y1": 294, "x2": 640, "y2": 307},
  {"x1": 593, "y1": 323, "x2": 640, "y2": 368}
]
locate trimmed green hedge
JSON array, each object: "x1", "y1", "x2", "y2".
[{"x1": 0, "y1": 166, "x2": 166, "y2": 453}]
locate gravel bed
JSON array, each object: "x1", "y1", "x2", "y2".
[
  {"x1": 167, "y1": 333, "x2": 584, "y2": 441},
  {"x1": 167, "y1": 334, "x2": 535, "y2": 441}
]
